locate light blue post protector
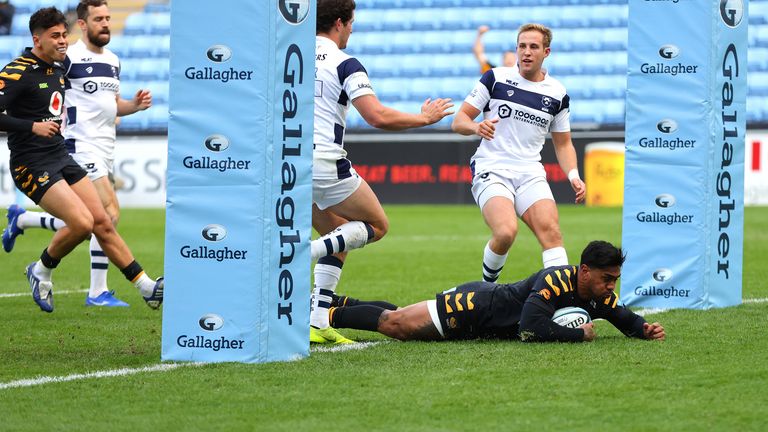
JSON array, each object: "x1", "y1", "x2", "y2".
[
  {"x1": 162, "y1": 1, "x2": 314, "y2": 362},
  {"x1": 621, "y1": 0, "x2": 747, "y2": 309}
]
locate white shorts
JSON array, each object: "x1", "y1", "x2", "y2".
[
  {"x1": 471, "y1": 168, "x2": 554, "y2": 216},
  {"x1": 70, "y1": 151, "x2": 113, "y2": 182},
  {"x1": 313, "y1": 169, "x2": 362, "y2": 210}
]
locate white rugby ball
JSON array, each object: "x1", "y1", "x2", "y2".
[{"x1": 552, "y1": 307, "x2": 591, "y2": 329}]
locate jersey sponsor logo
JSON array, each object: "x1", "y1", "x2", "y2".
[
  {"x1": 86, "y1": 66, "x2": 93, "y2": 74},
  {"x1": 513, "y1": 108, "x2": 549, "y2": 128},
  {"x1": 39, "y1": 83, "x2": 48, "y2": 89},
  {"x1": 278, "y1": 0, "x2": 310, "y2": 25},
  {"x1": 498, "y1": 104, "x2": 512, "y2": 118},
  {"x1": 83, "y1": 80, "x2": 97, "y2": 94},
  {"x1": 539, "y1": 288, "x2": 551, "y2": 300},
  {"x1": 49, "y1": 91, "x2": 63, "y2": 116},
  {"x1": 46, "y1": 68, "x2": 54, "y2": 75}
]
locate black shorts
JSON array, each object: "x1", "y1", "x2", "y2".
[
  {"x1": 435, "y1": 281, "x2": 524, "y2": 340},
  {"x1": 10, "y1": 148, "x2": 87, "y2": 204}
]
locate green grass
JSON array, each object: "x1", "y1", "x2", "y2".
[{"x1": 0, "y1": 206, "x2": 766, "y2": 431}]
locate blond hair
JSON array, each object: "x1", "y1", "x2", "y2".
[{"x1": 517, "y1": 23, "x2": 552, "y2": 48}]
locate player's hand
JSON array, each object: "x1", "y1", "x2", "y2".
[
  {"x1": 420, "y1": 98, "x2": 454, "y2": 125},
  {"x1": 31, "y1": 121, "x2": 60, "y2": 138},
  {"x1": 475, "y1": 118, "x2": 498, "y2": 140},
  {"x1": 477, "y1": 25, "x2": 490, "y2": 35},
  {"x1": 643, "y1": 322, "x2": 665, "y2": 341},
  {"x1": 571, "y1": 178, "x2": 586, "y2": 203},
  {"x1": 580, "y1": 322, "x2": 596, "y2": 342},
  {"x1": 134, "y1": 89, "x2": 152, "y2": 111}
]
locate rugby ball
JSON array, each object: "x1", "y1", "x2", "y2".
[{"x1": 552, "y1": 307, "x2": 591, "y2": 329}]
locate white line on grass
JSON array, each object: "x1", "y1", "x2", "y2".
[
  {"x1": 635, "y1": 297, "x2": 768, "y2": 316},
  {"x1": 311, "y1": 341, "x2": 383, "y2": 353},
  {"x1": 0, "y1": 362, "x2": 205, "y2": 390},
  {"x1": 0, "y1": 289, "x2": 88, "y2": 299}
]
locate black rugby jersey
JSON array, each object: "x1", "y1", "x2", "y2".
[
  {"x1": 515, "y1": 265, "x2": 647, "y2": 342},
  {"x1": 0, "y1": 48, "x2": 67, "y2": 159}
]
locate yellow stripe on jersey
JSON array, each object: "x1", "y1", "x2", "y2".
[
  {"x1": 555, "y1": 270, "x2": 570, "y2": 293},
  {"x1": 455, "y1": 293, "x2": 464, "y2": 311},
  {"x1": 604, "y1": 295, "x2": 612, "y2": 305},
  {"x1": 611, "y1": 295, "x2": 618, "y2": 308},
  {"x1": 545, "y1": 274, "x2": 561, "y2": 296},
  {"x1": 15, "y1": 56, "x2": 37, "y2": 64},
  {"x1": 562, "y1": 267, "x2": 575, "y2": 292},
  {"x1": 6, "y1": 65, "x2": 26, "y2": 71},
  {"x1": 444, "y1": 295, "x2": 453, "y2": 314},
  {"x1": 0, "y1": 71, "x2": 21, "y2": 80},
  {"x1": 466, "y1": 292, "x2": 475, "y2": 310}
]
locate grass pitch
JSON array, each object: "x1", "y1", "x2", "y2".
[{"x1": 0, "y1": 206, "x2": 766, "y2": 431}]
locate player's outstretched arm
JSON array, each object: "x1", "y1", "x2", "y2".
[
  {"x1": 551, "y1": 131, "x2": 586, "y2": 203},
  {"x1": 117, "y1": 89, "x2": 152, "y2": 116},
  {"x1": 451, "y1": 102, "x2": 497, "y2": 140},
  {"x1": 352, "y1": 94, "x2": 453, "y2": 131},
  {"x1": 643, "y1": 322, "x2": 666, "y2": 341},
  {"x1": 473, "y1": 25, "x2": 490, "y2": 66}
]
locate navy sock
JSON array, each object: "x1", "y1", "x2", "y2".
[{"x1": 330, "y1": 305, "x2": 385, "y2": 332}]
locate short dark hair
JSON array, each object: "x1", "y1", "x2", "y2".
[
  {"x1": 580, "y1": 240, "x2": 626, "y2": 269},
  {"x1": 29, "y1": 7, "x2": 67, "y2": 35},
  {"x1": 77, "y1": 0, "x2": 107, "y2": 20},
  {"x1": 316, "y1": 0, "x2": 355, "y2": 34}
]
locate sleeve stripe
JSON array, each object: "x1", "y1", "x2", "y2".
[
  {"x1": 611, "y1": 295, "x2": 618, "y2": 308},
  {"x1": 562, "y1": 268, "x2": 574, "y2": 292},
  {"x1": 545, "y1": 274, "x2": 560, "y2": 296},
  {"x1": 555, "y1": 270, "x2": 570, "y2": 293},
  {"x1": 0, "y1": 72, "x2": 21, "y2": 81}
]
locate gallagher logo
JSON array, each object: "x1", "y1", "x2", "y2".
[
  {"x1": 199, "y1": 314, "x2": 224, "y2": 331},
  {"x1": 206, "y1": 45, "x2": 232, "y2": 63},
  {"x1": 720, "y1": 0, "x2": 743, "y2": 28},
  {"x1": 656, "y1": 119, "x2": 678, "y2": 134},
  {"x1": 655, "y1": 194, "x2": 676, "y2": 208},
  {"x1": 658, "y1": 44, "x2": 680, "y2": 60},
  {"x1": 204, "y1": 134, "x2": 230, "y2": 152},
  {"x1": 279, "y1": 0, "x2": 311, "y2": 25},
  {"x1": 202, "y1": 224, "x2": 227, "y2": 242},
  {"x1": 653, "y1": 268, "x2": 673, "y2": 282}
]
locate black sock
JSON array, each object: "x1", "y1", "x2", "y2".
[
  {"x1": 40, "y1": 248, "x2": 60, "y2": 269},
  {"x1": 120, "y1": 260, "x2": 144, "y2": 282},
  {"x1": 332, "y1": 294, "x2": 399, "y2": 311},
  {"x1": 330, "y1": 305, "x2": 385, "y2": 332}
]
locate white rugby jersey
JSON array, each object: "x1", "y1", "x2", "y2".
[
  {"x1": 313, "y1": 36, "x2": 375, "y2": 179},
  {"x1": 62, "y1": 39, "x2": 120, "y2": 157},
  {"x1": 464, "y1": 66, "x2": 570, "y2": 174}
]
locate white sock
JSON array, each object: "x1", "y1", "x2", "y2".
[
  {"x1": 310, "y1": 221, "x2": 373, "y2": 260},
  {"x1": 33, "y1": 259, "x2": 54, "y2": 281},
  {"x1": 542, "y1": 246, "x2": 568, "y2": 268},
  {"x1": 482, "y1": 241, "x2": 508, "y2": 282},
  {"x1": 310, "y1": 256, "x2": 343, "y2": 328},
  {"x1": 134, "y1": 273, "x2": 156, "y2": 297},
  {"x1": 88, "y1": 235, "x2": 109, "y2": 297},
  {"x1": 16, "y1": 210, "x2": 65, "y2": 231}
]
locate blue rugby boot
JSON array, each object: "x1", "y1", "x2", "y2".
[
  {"x1": 3, "y1": 204, "x2": 26, "y2": 253},
  {"x1": 26, "y1": 262, "x2": 54, "y2": 313}
]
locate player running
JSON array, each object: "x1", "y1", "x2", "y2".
[
  {"x1": 0, "y1": 6, "x2": 162, "y2": 313},
  {"x1": 2, "y1": 1, "x2": 154, "y2": 308}
]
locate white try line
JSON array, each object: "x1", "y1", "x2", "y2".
[
  {"x1": 0, "y1": 289, "x2": 88, "y2": 299},
  {"x1": 635, "y1": 297, "x2": 768, "y2": 316},
  {"x1": 0, "y1": 342, "x2": 382, "y2": 390},
  {"x1": 0, "y1": 362, "x2": 205, "y2": 390}
]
